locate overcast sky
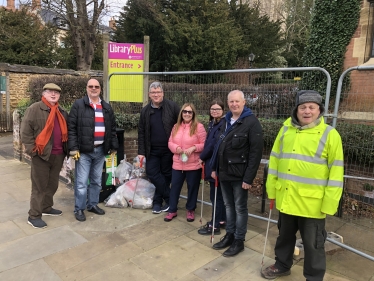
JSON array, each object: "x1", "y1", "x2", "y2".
[{"x1": 0, "y1": 0, "x2": 124, "y2": 26}]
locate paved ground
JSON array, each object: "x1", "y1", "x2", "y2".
[{"x1": 0, "y1": 133, "x2": 373, "y2": 281}]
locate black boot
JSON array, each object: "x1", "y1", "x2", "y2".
[
  {"x1": 213, "y1": 232, "x2": 234, "y2": 250},
  {"x1": 223, "y1": 239, "x2": 244, "y2": 257}
]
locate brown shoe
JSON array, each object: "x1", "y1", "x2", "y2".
[{"x1": 261, "y1": 264, "x2": 291, "y2": 279}]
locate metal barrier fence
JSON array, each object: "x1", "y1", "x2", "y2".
[
  {"x1": 333, "y1": 65, "x2": 374, "y2": 230},
  {"x1": 0, "y1": 112, "x2": 13, "y2": 132},
  {"x1": 108, "y1": 68, "x2": 331, "y2": 156},
  {"x1": 108, "y1": 67, "x2": 374, "y2": 263}
]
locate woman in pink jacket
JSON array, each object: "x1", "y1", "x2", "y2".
[{"x1": 164, "y1": 103, "x2": 207, "y2": 222}]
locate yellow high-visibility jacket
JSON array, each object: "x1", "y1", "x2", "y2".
[{"x1": 266, "y1": 117, "x2": 344, "y2": 218}]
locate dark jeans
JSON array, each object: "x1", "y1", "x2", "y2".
[
  {"x1": 208, "y1": 181, "x2": 226, "y2": 228},
  {"x1": 146, "y1": 146, "x2": 172, "y2": 206},
  {"x1": 220, "y1": 180, "x2": 248, "y2": 240},
  {"x1": 169, "y1": 169, "x2": 201, "y2": 213},
  {"x1": 29, "y1": 154, "x2": 65, "y2": 219},
  {"x1": 274, "y1": 212, "x2": 327, "y2": 281}
]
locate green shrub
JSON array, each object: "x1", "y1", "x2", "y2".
[{"x1": 363, "y1": 183, "x2": 374, "y2": 192}]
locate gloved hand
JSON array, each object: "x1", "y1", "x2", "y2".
[
  {"x1": 110, "y1": 150, "x2": 117, "y2": 156},
  {"x1": 70, "y1": 150, "x2": 80, "y2": 161}
]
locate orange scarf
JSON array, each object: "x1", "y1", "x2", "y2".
[{"x1": 33, "y1": 96, "x2": 68, "y2": 155}]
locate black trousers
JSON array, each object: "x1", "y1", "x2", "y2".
[
  {"x1": 274, "y1": 212, "x2": 327, "y2": 281},
  {"x1": 29, "y1": 154, "x2": 65, "y2": 219}
]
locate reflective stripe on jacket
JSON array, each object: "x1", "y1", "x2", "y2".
[{"x1": 266, "y1": 117, "x2": 344, "y2": 218}]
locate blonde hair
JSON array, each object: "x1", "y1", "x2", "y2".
[{"x1": 172, "y1": 103, "x2": 199, "y2": 137}]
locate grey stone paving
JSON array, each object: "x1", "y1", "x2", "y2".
[{"x1": 0, "y1": 133, "x2": 372, "y2": 281}]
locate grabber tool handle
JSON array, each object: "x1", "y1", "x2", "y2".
[{"x1": 269, "y1": 199, "x2": 274, "y2": 210}]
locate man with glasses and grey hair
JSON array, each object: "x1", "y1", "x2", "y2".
[
  {"x1": 68, "y1": 78, "x2": 118, "y2": 222},
  {"x1": 138, "y1": 81, "x2": 180, "y2": 213},
  {"x1": 21, "y1": 83, "x2": 68, "y2": 229}
]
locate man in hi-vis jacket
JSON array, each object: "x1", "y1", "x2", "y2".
[{"x1": 262, "y1": 90, "x2": 344, "y2": 281}]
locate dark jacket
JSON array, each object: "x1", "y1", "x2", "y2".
[
  {"x1": 199, "y1": 118, "x2": 224, "y2": 182},
  {"x1": 68, "y1": 95, "x2": 118, "y2": 154},
  {"x1": 21, "y1": 100, "x2": 68, "y2": 160},
  {"x1": 138, "y1": 99, "x2": 180, "y2": 159},
  {"x1": 211, "y1": 107, "x2": 263, "y2": 184}
]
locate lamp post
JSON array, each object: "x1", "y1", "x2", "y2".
[
  {"x1": 248, "y1": 53, "x2": 256, "y2": 68},
  {"x1": 248, "y1": 53, "x2": 255, "y2": 85}
]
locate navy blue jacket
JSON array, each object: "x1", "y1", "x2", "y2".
[{"x1": 199, "y1": 118, "x2": 224, "y2": 182}]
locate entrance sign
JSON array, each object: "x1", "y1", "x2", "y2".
[{"x1": 108, "y1": 43, "x2": 144, "y2": 102}]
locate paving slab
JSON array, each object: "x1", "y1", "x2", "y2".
[
  {"x1": 194, "y1": 247, "x2": 266, "y2": 280},
  {"x1": 0, "y1": 192, "x2": 30, "y2": 223},
  {"x1": 118, "y1": 215, "x2": 196, "y2": 251},
  {"x1": 0, "y1": 225, "x2": 87, "y2": 272},
  {"x1": 0, "y1": 220, "x2": 26, "y2": 245},
  {"x1": 57, "y1": 241, "x2": 143, "y2": 281},
  {"x1": 0, "y1": 259, "x2": 62, "y2": 281},
  {"x1": 44, "y1": 232, "x2": 127, "y2": 273},
  {"x1": 82, "y1": 260, "x2": 156, "y2": 281},
  {"x1": 131, "y1": 235, "x2": 221, "y2": 281}
]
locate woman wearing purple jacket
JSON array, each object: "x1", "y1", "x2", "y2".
[{"x1": 198, "y1": 99, "x2": 227, "y2": 235}]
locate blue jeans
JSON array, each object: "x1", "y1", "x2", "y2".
[
  {"x1": 208, "y1": 181, "x2": 226, "y2": 228},
  {"x1": 169, "y1": 169, "x2": 201, "y2": 213},
  {"x1": 220, "y1": 180, "x2": 248, "y2": 240},
  {"x1": 146, "y1": 146, "x2": 172, "y2": 206},
  {"x1": 74, "y1": 146, "x2": 105, "y2": 212}
]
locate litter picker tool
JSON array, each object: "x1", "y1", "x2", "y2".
[
  {"x1": 261, "y1": 199, "x2": 274, "y2": 271},
  {"x1": 111, "y1": 153, "x2": 115, "y2": 186},
  {"x1": 199, "y1": 163, "x2": 205, "y2": 225},
  {"x1": 131, "y1": 157, "x2": 144, "y2": 208},
  {"x1": 210, "y1": 175, "x2": 218, "y2": 245}
]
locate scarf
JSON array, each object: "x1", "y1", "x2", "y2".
[{"x1": 33, "y1": 96, "x2": 68, "y2": 155}]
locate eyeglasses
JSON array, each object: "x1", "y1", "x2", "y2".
[
  {"x1": 210, "y1": 108, "x2": 222, "y2": 111},
  {"x1": 182, "y1": 110, "x2": 193, "y2": 115},
  {"x1": 44, "y1": 89, "x2": 60, "y2": 94},
  {"x1": 88, "y1": 85, "x2": 100, "y2": 89},
  {"x1": 149, "y1": 91, "x2": 163, "y2": 95}
]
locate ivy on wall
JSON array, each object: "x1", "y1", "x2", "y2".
[{"x1": 301, "y1": 0, "x2": 361, "y2": 98}]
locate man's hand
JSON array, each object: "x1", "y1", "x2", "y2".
[
  {"x1": 242, "y1": 182, "x2": 252, "y2": 190},
  {"x1": 110, "y1": 150, "x2": 117, "y2": 156},
  {"x1": 70, "y1": 150, "x2": 80, "y2": 161},
  {"x1": 211, "y1": 171, "x2": 217, "y2": 179}
]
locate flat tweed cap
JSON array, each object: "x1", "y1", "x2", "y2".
[{"x1": 43, "y1": 83, "x2": 61, "y2": 92}]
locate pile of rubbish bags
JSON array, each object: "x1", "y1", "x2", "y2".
[{"x1": 104, "y1": 157, "x2": 155, "y2": 209}]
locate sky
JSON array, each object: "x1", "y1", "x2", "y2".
[{"x1": 0, "y1": 0, "x2": 124, "y2": 25}]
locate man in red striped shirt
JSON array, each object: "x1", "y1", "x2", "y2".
[{"x1": 68, "y1": 79, "x2": 118, "y2": 222}]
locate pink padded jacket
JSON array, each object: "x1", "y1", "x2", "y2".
[{"x1": 168, "y1": 122, "x2": 207, "y2": 171}]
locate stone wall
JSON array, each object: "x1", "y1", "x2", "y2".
[{"x1": 0, "y1": 63, "x2": 102, "y2": 110}]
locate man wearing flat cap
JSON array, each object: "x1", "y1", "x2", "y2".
[
  {"x1": 21, "y1": 83, "x2": 68, "y2": 229},
  {"x1": 262, "y1": 90, "x2": 344, "y2": 281}
]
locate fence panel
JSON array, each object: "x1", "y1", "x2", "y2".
[
  {"x1": 0, "y1": 112, "x2": 13, "y2": 132},
  {"x1": 109, "y1": 68, "x2": 330, "y2": 158},
  {"x1": 334, "y1": 66, "x2": 374, "y2": 226}
]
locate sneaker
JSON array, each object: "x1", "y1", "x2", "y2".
[
  {"x1": 161, "y1": 203, "x2": 169, "y2": 212},
  {"x1": 164, "y1": 212, "x2": 177, "y2": 222},
  {"x1": 198, "y1": 222, "x2": 221, "y2": 235},
  {"x1": 219, "y1": 221, "x2": 226, "y2": 229},
  {"x1": 27, "y1": 217, "x2": 47, "y2": 229},
  {"x1": 42, "y1": 208, "x2": 62, "y2": 216},
  {"x1": 261, "y1": 264, "x2": 291, "y2": 279},
  {"x1": 152, "y1": 204, "x2": 162, "y2": 214},
  {"x1": 186, "y1": 210, "x2": 195, "y2": 222}
]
